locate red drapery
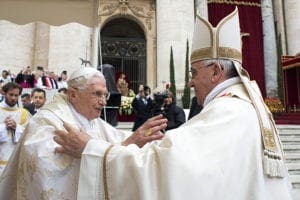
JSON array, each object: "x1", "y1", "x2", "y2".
[{"x1": 208, "y1": 0, "x2": 266, "y2": 96}]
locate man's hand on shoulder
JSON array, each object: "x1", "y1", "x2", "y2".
[{"x1": 54, "y1": 122, "x2": 91, "y2": 158}]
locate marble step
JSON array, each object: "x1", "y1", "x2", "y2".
[{"x1": 290, "y1": 175, "x2": 300, "y2": 188}]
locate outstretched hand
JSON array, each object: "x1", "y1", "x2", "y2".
[
  {"x1": 122, "y1": 114, "x2": 167, "y2": 147},
  {"x1": 54, "y1": 115, "x2": 167, "y2": 158},
  {"x1": 54, "y1": 122, "x2": 91, "y2": 158}
]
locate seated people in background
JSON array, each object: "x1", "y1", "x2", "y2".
[
  {"x1": 48, "y1": 71, "x2": 59, "y2": 89},
  {"x1": 24, "y1": 88, "x2": 46, "y2": 115},
  {"x1": 163, "y1": 91, "x2": 185, "y2": 130},
  {"x1": 0, "y1": 70, "x2": 12, "y2": 84},
  {"x1": 0, "y1": 82, "x2": 30, "y2": 175},
  {"x1": 188, "y1": 96, "x2": 203, "y2": 120},
  {"x1": 116, "y1": 73, "x2": 129, "y2": 96},
  {"x1": 15, "y1": 66, "x2": 35, "y2": 88},
  {"x1": 36, "y1": 70, "x2": 58, "y2": 89},
  {"x1": 57, "y1": 70, "x2": 68, "y2": 89},
  {"x1": 20, "y1": 93, "x2": 31, "y2": 107},
  {"x1": 132, "y1": 85, "x2": 153, "y2": 131},
  {"x1": 0, "y1": 67, "x2": 166, "y2": 199}
]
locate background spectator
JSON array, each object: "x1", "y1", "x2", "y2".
[
  {"x1": 163, "y1": 91, "x2": 186, "y2": 131},
  {"x1": 132, "y1": 85, "x2": 153, "y2": 131},
  {"x1": 24, "y1": 88, "x2": 46, "y2": 115},
  {"x1": 20, "y1": 93, "x2": 31, "y2": 107}
]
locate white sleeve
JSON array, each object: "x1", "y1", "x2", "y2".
[
  {"x1": 0, "y1": 123, "x2": 8, "y2": 142},
  {"x1": 13, "y1": 124, "x2": 24, "y2": 143},
  {"x1": 82, "y1": 139, "x2": 112, "y2": 157}
]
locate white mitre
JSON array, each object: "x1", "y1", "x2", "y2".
[{"x1": 191, "y1": 7, "x2": 242, "y2": 64}]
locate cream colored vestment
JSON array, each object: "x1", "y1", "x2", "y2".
[
  {"x1": 78, "y1": 83, "x2": 293, "y2": 200},
  {"x1": 0, "y1": 94, "x2": 130, "y2": 200}
]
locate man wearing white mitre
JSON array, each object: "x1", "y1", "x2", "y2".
[
  {"x1": 54, "y1": 8, "x2": 293, "y2": 200},
  {"x1": 0, "y1": 67, "x2": 167, "y2": 200}
]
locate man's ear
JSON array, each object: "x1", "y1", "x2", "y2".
[
  {"x1": 67, "y1": 88, "x2": 78, "y2": 103},
  {"x1": 210, "y1": 63, "x2": 223, "y2": 82}
]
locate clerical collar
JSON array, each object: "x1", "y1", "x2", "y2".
[
  {"x1": 69, "y1": 104, "x2": 93, "y2": 131},
  {"x1": 0, "y1": 100, "x2": 19, "y2": 110},
  {"x1": 203, "y1": 77, "x2": 241, "y2": 107}
]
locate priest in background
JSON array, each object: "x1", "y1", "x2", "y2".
[{"x1": 0, "y1": 82, "x2": 30, "y2": 175}]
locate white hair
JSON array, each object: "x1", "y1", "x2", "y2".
[
  {"x1": 67, "y1": 67, "x2": 105, "y2": 90},
  {"x1": 202, "y1": 59, "x2": 239, "y2": 78}
]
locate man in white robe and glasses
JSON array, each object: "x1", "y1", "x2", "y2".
[
  {"x1": 53, "y1": 8, "x2": 292, "y2": 200},
  {"x1": 0, "y1": 67, "x2": 167, "y2": 199}
]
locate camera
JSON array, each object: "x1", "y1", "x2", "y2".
[{"x1": 151, "y1": 92, "x2": 169, "y2": 117}]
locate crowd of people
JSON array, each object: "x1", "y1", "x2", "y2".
[
  {"x1": 0, "y1": 67, "x2": 69, "y2": 175},
  {"x1": 0, "y1": 66, "x2": 68, "y2": 90}
]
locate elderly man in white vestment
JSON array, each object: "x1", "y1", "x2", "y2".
[
  {"x1": 53, "y1": 8, "x2": 293, "y2": 200},
  {"x1": 0, "y1": 67, "x2": 167, "y2": 200}
]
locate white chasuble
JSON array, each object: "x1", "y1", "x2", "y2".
[{"x1": 78, "y1": 84, "x2": 293, "y2": 200}]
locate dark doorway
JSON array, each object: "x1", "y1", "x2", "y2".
[{"x1": 100, "y1": 18, "x2": 146, "y2": 93}]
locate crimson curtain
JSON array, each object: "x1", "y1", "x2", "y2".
[{"x1": 208, "y1": 0, "x2": 266, "y2": 96}]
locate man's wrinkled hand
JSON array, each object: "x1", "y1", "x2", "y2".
[
  {"x1": 122, "y1": 114, "x2": 167, "y2": 147},
  {"x1": 54, "y1": 122, "x2": 91, "y2": 158}
]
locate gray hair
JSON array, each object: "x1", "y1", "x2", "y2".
[
  {"x1": 202, "y1": 59, "x2": 239, "y2": 79},
  {"x1": 67, "y1": 67, "x2": 105, "y2": 90}
]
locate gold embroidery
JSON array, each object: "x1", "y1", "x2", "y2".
[
  {"x1": 207, "y1": 0, "x2": 261, "y2": 7},
  {"x1": 40, "y1": 188, "x2": 69, "y2": 200},
  {"x1": 0, "y1": 160, "x2": 8, "y2": 165},
  {"x1": 263, "y1": 127, "x2": 277, "y2": 152},
  {"x1": 191, "y1": 47, "x2": 242, "y2": 64},
  {"x1": 103, "y1": 145, "x2": 114, "y2": 200}
]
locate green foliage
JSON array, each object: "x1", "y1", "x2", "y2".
[
  {"x1": 276, "y1": 34, "x2": 283, "y2": 101},
  {"x1": 169, "y1": 46, "x2": 176, "y2": 100},
  {"x1": 181, "y1": 39, "x2": 191, "y2": 108}
]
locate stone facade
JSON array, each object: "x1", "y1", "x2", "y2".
[{"x1": 0, "y1": 0, "x2": 298, "y2": 97}]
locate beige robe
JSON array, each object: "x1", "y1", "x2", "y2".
[
  {"x1": 0, "y1": 94, "x2": 130, "y2": 200},
  {"x1": 78, "y1": 83, "x2": 293, "y2": 200}
]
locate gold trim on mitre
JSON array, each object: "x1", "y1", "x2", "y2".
[{"x1": 191, "y1": 7, "x2": 242, "y2": 64}]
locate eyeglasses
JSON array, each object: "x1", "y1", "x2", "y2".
[
  {"x1": 72, "y1": 86, "x2": 110, "y2": 101},
  {"x1": 189, "y1": 62, "x2": 215, "y2": 79},
  {"x1": 90, "y1": 91, "x2": 110, "y2": 101}
]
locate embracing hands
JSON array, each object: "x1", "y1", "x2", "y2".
[
  {"x1": 122, "y1": 114, "x2": 167, "y2": 147},
  {"x1": 54, "y1": 115, "x2": 167, "y2": 157}
]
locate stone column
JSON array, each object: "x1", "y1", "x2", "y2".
[
  {"x1": 91, "y1": 26, "x2": 99, "y2": 68},
  {"x1": 156, "y1": 0, "x2": 194, "y2": 89},
  {"x1": 261, "y1": 0, "x2": 278, "y2": 97},
  {"x1": 272, "y1": 0, "x2": 287, "y2": 55},
  {"x1": 195, "y1": 0, "x2": 208, "y2": 19},
  {"x1": 33, "y1": 22, "x2": 50, "y2": 69},
  {"x1": 284, "y1": 0, "x2": 300, "y2": 55}
]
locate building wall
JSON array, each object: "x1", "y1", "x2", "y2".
[
  {"x1": 0, "y1": 20, "x2": 35, "y2": 74},
  {"x1": 156, "y1": 0, "x2": 194, "y2": 90},
  {"x1": 0, "y1": 0, "x2": 96, "y2": 75},
  {"x1": 0, "y1": 0, "x2": 94, "y2": 26}
]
